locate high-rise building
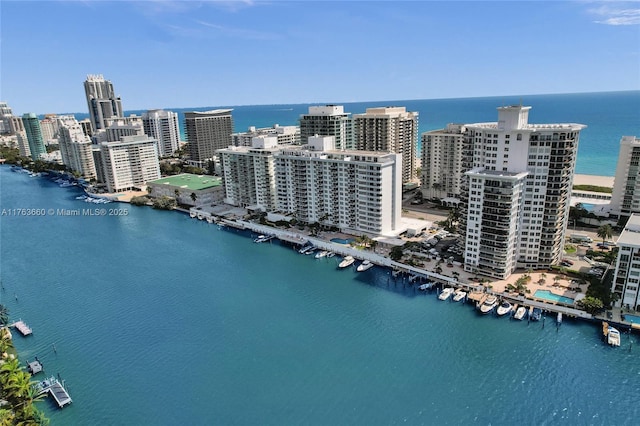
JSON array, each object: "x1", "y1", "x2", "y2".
[
  {"x1": 0, "y1": 102, "x2": 14, "y2": 134},
  {"x1": 461, "y1": 105, "x2": 586, "y2": 278},
  {"x1": 421, "y1": 124, "x2": 466, "y2": 202},
  {"x1": 231, "y1": 124, "x2": 300, "y2": 147},
  {"x1": 611, "y1": 213, "x2": 640, "y2": 309},
  {"x1": 22, "y1": 113, "x2": 47, "y2": 160},
  {"x1": 84, "y1": 74, "x2": 123, "y2": 132},
  {"x1": 57, "y1": 116, "x2": 97, "y2": 179},
  {"x1": 142, "y1": 109, "x2": 181, "y2": 157},
  {"x1": 39, "y1": 114, "x2": 60, "y2": 145},
  {"x1": 610, "y1": 136, "x2": 640, "y2": 218},
  {"x1": 99, "y1": 135, "x2": 161, "y2": 193},
  {"x1": 103, "y1": 116, "x2": 144, "y2": 143},
  {"x1": 185, "y1": 110, "x2": 234, "y2": 165},
  {"x1": 353, "y1": 106, "x2": 418, "y2": 184},
  {"x1": 299, "y1": 105, "x2": 353, "y2": 149},
  {"x1": 16, "y1": 131, "x2": 31, "y2": 157}
]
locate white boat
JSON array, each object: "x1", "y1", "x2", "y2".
[
  {"x1": 608, "y1": 327, "x2": 621, "y2": 347},
  {"x1": 253, "y1": 235, "x2": 268, "y2": 243},
  {"x1": 338, "y1": 255, "x2": 355, "y2": 268},
  {"x1": 315, "y1": 250, "x2": 329, "y2": 259},
  {"x1": 418, "y1": 282, "x2": 434, "y2": 291},
  {"x1": 326, "y1": 251, "x2": 335, "y2": 258},
  {"x1": 298, "y1": 245, "x2": 314, "y2": 254},
  {"x1": 452, "y1": 289, "x2": 467, "y2": 302},
  {"x1": 557, "y1": 312, "x2": 563, "y2": 325},
  {"x1": 206, "y1": 216, "x2": 213, "y2": 224},
  {"x1": 438, "y1": 287, "x2": 454, "y2": 301},
  {"x1": 356, "y1": 260, "x2": 374, "y2": 272},
  {"x1": 496, "y1": 301, "x2": 513, "y2": 316},
  {"x1": 514, "y1": 306, "x2": 527, "y2": 320},
  {"x1": 479, "y1": 295, "x2": 498, "y2": 314},
  {"x1": 190, "y1": 211, "x2": 197, "y2": 218}
]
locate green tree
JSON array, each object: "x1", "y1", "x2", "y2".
[
  {"x1": 190, "y1": 192, "x2": 198, "y2": 203},
  {"x1": 390, "y1": 246, "x2": 403, "y2": 261},
  {"x1": 597, "y1": 224, "x2": 613, "y2": 246},
  {"x1": 0, "y1": 304, "x2": 8, "y2": 326},
  {"x1": 577, "y1": 296, "x2": 604, "y2": 315}
]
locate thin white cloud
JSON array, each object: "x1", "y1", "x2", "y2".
[
  {"x1": 588, "y1": 2, "x2": 640, "y2": 25},
  {"x1": 195, "y1": 19, "x2": 281, "y2": 40}
]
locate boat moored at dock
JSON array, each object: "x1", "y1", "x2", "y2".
[
  {"x1": 479, "y1": 295, "x2": 498, "y2": 314},
  {"x1": 496, "y1": 301, "x2": 513, "y2": 316},
  {"x1": 338, "y1": 256, "x2": 355, "y2": 268},
  {"x1": 514, "y1": 306, "x2": 527, "y2": 320},
  {"x1": 438, "y1": 287, "x2": 454, "y2": 301},
  {"x1": 357, "y1": 260, "x2": 374, "y2": 272},
  {"x1": 452, "y1": 289, "x2": 467, "y2": 302}
]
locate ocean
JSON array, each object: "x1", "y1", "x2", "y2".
[
  {"x1": 68, "y1": 90, "x2": 640, "y2": 177},
  {"x1": 2, "y1": 167, "x2": 640, "y2": 425}
]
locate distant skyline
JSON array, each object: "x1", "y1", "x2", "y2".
[{"x1": 1, "y1": 1, "x2": 639, "y2": 115}]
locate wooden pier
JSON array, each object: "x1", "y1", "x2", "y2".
[{"x1": 12, "y1": 320, "x2": 32, "y2": 336}]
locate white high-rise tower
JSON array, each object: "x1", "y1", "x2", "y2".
[{"x1": 84, "y1": 74, "x2": 123, "y2": 133}]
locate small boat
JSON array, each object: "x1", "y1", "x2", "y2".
[
  {"x1": 315, "y1": 250, "x2": 329, "y2": 259},
  {"x1": 530, "y1": 307, "x2": 543, "y2": 321},
  {"x1": 452, "y1": 289, "x2": 467, "y2": 302},
  {"x1": 418, "y1": 282, "x2": 434, "y2": 291},
  {"x1": 338, "y1": 255, "x2": 355, "y2": 268},
  {"x1": 356, "y1": 260, "x2": 374, "y2": 272},
  {"x1": 514, "y1": 306, "x2": 527, "y2": 320},
  {"x1": 496, "y1": 301, "x2": 513, "y2": 316},
  {"x1": 190, "y1": 211, "x2": 197, "y2": 218},
  {"x1": 438, "y1": 287, "x2": 454, "y2": 301},
  {"x1": 608, "y1": 327, "x2": 621, "y2": 346},
  {"x1": 326, "y1": 251, "x2": 335, "y2": 258},
  {"x1": 254, "y1": 235, "x2": 269, "y2": 243},
  {"x1": 206, "y1": 216, "x2": 213, "y2": 224},
  {"x1": 557, "y1": 312, "x2": 563, "y2": 325},
  {"x1": 479, "y1": 295, "x2": 498, "y2": 314},
  {"x1": 298, "y1": 245, "x2": 314, "y2": 254}
]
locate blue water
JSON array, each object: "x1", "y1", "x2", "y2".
[
  {"x1": 624, "y1": 314, "x2": 640, "y2": 325},
  {"x1": 2, "y1": 166, "x2": 640, "y2": 425},
  {"x1": 65, "y1": 91, "x2": 640, "y2": 176},
  {"x1": 331, "y1": 238, "x2": 354, "y2": 245},
  {"x1": 534, "y1": 290, "x2": 575, "y2": 305}
]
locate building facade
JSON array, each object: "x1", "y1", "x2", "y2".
[
  {"x1": 22, "y1": 113, "x2": 47, "y2": 160},
  {"x1": 353, "y1": 106, "x2": 417, "y2": 184},
  {"x1": 231, "y1": 124, "x2": 300, "y2": 147},
  {"x1": 99, "y1": 135, "x2": 161, "y2": 193},
  {"x1": 610, "y1": 136, "x2": 640, "y2": 218},
  {"x1": 142, "y1": 109, "x2": 181, "y2": 157},
  {"x1": 611, "y1": 213, "x2": 640, "y2": 310},
  {"x1": 299, "y1": 105, "x2": 353, "y2": 149},
  {"x1": 421, "y1": 124, "x2": 466, "y2": 202},
  {"x1": 84, "y1": 74, "x2": 124, "y2": 132},
  {"x1": 461, "y1": 105, "x2": 586, "y2": 278},
  {"x1": 0, "y1": 102, "x2": 14, "y2": 134},
  {"x1": 57, "y1": 116, "x2": 97, "y2": 179},
  {"x1": 185, "y1": 110, "x2": 234, "y2": 165}
]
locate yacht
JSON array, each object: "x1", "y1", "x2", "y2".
[
  {"x1": 479, "y1": 295, "x2": 498, "y2": 314},
  {"x1": 452, "y1": 289, "x2": 467, "y2": 302},
  {"x1": 338, "y1": 255, "x2": 355, "y2": 268},
  {"x1": 514, "y1": 306, "x2": 527, "y2": 320},
  {"x1": 438, "y1": 287, "x2": 454, "y2": 301},
  {"x1": 315, "y1": 250, "x2": 329, "y2": 259},
  {"x1": 530, "y1": 307, "x2": 543, "y2": 321},
  {"x1": 253, "y1": 235, "x2": 269, "y2": 243},
  {"x1": 356, "y1": 260, "x2": 374, "y2": 272},
  {"x1": 496, "y1": 301, "x2": 513, "y2": 316},
  {"x1": 608, "y1": 327, "x2": 621, "y2": 347}
]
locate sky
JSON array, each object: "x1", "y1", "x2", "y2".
[{"x1": 1, "y1": 0, "x2": 639, "y2": 115}]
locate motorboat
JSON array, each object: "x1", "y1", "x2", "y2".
[
  {"x1": 338, "y1": 255, "x2": 355, "y2": 268},
  {"x1": 298, "y1": 245, "x2": 314, "y2": 254},
  {"x1": 514, "y1": 306, "x2": 527, "y2": 320},
  {"x1": 418, "y1": 282, "x2": 434, "y2": 291},
  {"x1": 438, "y1": 287, "x2": 454, "y2": 301},
  {"x1": 315, "y1": 250, "x2": 329, "y2": 259},
  {"x1": 253, "y1": 235, "x2": 268, "y2": 243},
  {"x1": 326, "y1": 251, "x2": 335, "y2": 258},
  {"x1": 496, "y1": 301, "x2": 513, "y2": 316},
  {"x1": 530, "y1": 307, "x2": 543, "y2": 321},
  {"x1": 357, "y1": 260, "x2": 374, "y2": 272},
  {"x1": 452, "y1": 289, "x2": 467, "y2": 302},
  {"x1": 608, "y1": 327, "x2": 621, "y2": 347},
  {"x1": 479, "y1": 295, "x2": 498, "y2": 314}
]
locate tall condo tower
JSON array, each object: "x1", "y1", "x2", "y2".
[
  {"x1": 610, "y1": 136, "x2": 640, "y2": 219},
  {"x1": 142, "y1": 109, "x2": 181, "y2": 157},
  {"x1": 353, "y1": 106, "x2": 418, "y2": 184},
  {"x1": 461, "y1": 105, "x2": 586, "y2": 279},
  {"x1": 299, "y1": 105, "x2": 353, "y2": 149},
  {"x1": 57, "y1": 116, "x2": 97, "y2": 179},
  {"x1": 84, "y1": 74, "x2": 123, "y2": 133},
  {"x1": 22, "y1": 113, "x2": 47, "y2": 160},
  {"x1": 184, "y1": 110, "x2": 234, "y2": 165},
  {"x1": 421, "y1": 124, "x2": 466, "y2": 202}
]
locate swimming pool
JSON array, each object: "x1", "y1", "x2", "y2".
[
  {"x1": 623, "y1": 314, "x2": 640, "y2": 324},
  {"x1": 534, "y1": 289, "x2": 575, "y2": 305},
  {"x1": 331, "y1": 238, "x2": 354, "y2": 245}
]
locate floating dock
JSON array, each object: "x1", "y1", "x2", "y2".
[
  {"x1": 12, "y1": 320, "x2": 32, "y2": 336},
  {"x1": 35, "y1": 376, "x2": 72, "y2": 408},
  {"x1": 27, "y1": 358, "x2": 43, "y2": 375}
]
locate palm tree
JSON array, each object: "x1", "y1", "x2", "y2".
[
  {"x1": 597, "y1": 224, "x2": 613, "y2": 246},
  {"x1": 0, "y1": 304, "x2": 8, "y2": 326},
  {"x1": 370, "y1": 240, "x2": 378, "y2": 254},
  {"x1": 190, "y1": 192, "x2": 197, "y2": 204}
]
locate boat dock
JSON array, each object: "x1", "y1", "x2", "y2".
[
  {"x1": 12, "y1": 320, "x2": 32, "y2": 336},
  {"x1": 36, "y1": 376, "x2": 72, "y2": 408},
  {"x1": 27, "y1": 358, "x2": 43, "y2": 375}
]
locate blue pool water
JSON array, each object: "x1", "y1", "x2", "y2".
[
  {"x1": 534, "y1": 289, "x2": 575, "y2": 305},
  {"x1": 623, "y1": 314, "x2": 640, "y2": 324},
  {"x1": 330, "y1": 238, "x2": 354, "y2": 244}
]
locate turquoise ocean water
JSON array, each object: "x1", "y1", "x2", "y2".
[
  {"x1": 2, "y1": 168, "x2": 640, "y2": 425},
  {"x1": 99, "y1": 90, "x2": 638, "y2": 177},
  {"x1": 3, "y1": 91, "x2": 639, "y2": 424}
]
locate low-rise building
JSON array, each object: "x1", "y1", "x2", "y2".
[{"x1": 147, "y1": 173, "x2": 224, "y2": 207}]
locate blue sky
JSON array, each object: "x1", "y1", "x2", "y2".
[{"x1": 1, "y1": 1, "x2": 639, "y2": 114}]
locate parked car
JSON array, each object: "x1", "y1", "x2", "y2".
[{"x1": 562, "y1": 259, "x2": 574, "y2": 266}]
